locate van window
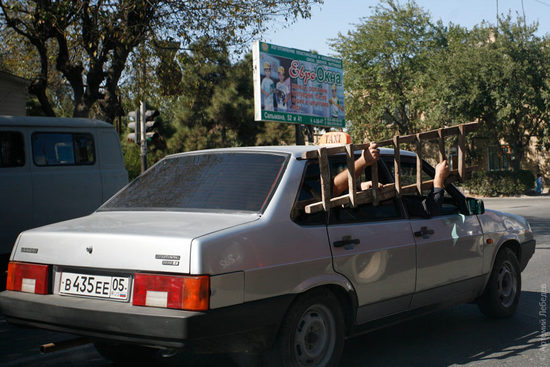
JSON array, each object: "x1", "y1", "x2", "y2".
[
  {"x1": 32, "y1": 133, "x2": 95, "y2": 166},
  {"x1": 0, "y1": 131, "x2": 25, "y2": 167}
]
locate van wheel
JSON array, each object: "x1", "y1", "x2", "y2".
[
  {"x1": 478, "y1": 247, "x2": 521, "y2": 318},
  {"x1": 267, "y1": 288, "x2": 345, "y2": 367}
]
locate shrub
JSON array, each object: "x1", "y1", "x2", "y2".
[{"x1": 463, "y1": 170, "x2": 535, "y2": 197}]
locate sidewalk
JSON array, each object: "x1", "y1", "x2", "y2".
[{"x1": 463, "y1": 188, "x2": 550, "y2": 199}]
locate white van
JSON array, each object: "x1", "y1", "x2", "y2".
[{"x1": 0, "y1": 116, "x2": 128, "y2": 278}]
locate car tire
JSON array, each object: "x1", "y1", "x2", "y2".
[
  {"x1": 478, "y1": 247, "x2": 521, "y2": 318},
  {"x1": 266, "y1": 288, "x2": 345, "y2": 367}
]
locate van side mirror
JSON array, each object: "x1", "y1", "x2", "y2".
[{"x1": 466, "y1": 197, "x2": 485, "y2": 215}]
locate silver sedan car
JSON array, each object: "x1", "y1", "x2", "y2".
[{"x1": 0, "y1": 146, "x2": 536, "y2": 367}]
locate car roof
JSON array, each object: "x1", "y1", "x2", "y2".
[
  {"x1": 0, "y1": 115, "x2": 112, "y2": 128},
  {"x1": 166, "y1": 145, "x2": 417, "y2": 159}
]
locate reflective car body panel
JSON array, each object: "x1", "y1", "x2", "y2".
[
  {"x1": 477, "y1": 209, "x2": 534, "y2": 274},
  {"x1": 12, "y1": 211, "x2": 260, "y2": 274},
  {"x1": 328, "y1": 220, "x2": 416, "y2": 307},
  {"x1": 411, "y1": 213, "x2": 484, "y2": 291}
]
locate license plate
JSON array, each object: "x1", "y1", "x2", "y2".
[{"x1": 59, "y1": 272, "x2": 130, "y2": 301}]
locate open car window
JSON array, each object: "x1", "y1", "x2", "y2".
[
  {"x1": 383, "y1": 156, "x2": 465, "y2": 217},
  {"x1": 292, "y1": 154, "x2": 399, "y2": 225},
  {"x1": 329, "y1": 156, "x2": 402, "y2": 224},
  {"x1": 101, "y1": 152, "x2": 288, "y2": 213}
]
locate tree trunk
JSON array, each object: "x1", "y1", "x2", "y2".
[
  {"x1": 29, "y1": 78, "x2": 55, "y2": 117},
  {"x1": 510, "y1": 144, "x2": 523, "y2": 172}
]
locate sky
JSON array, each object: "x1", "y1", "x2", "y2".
[{"x1": 261, "y1": 0, "x2": 550, "y2": 57}]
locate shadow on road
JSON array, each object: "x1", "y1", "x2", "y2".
[
  {"x1": 1, "y1": 292, "x2": 547, "y2": 367},
  {"x1": 340, "y1": 291, "x2": 548, "y2": 367}
]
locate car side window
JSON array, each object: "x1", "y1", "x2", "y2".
[
  {"x1": 329, "y1": 157, "x2": 402, "y2": 224},
  {"x1": 292, "y1": 156, "x2": 368, "y2": 225},
  {"x1": 383, "y1": 156, "x2": 462, "y2": 217},
  {"x1": 0, "y1": 131, "x2": 25, "y2": 167},
  {"x1": 291, "y1": 161, "x2": 326, "y2": 225}
]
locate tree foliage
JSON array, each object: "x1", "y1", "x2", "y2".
[
  {"x1": 332, "y1": 0, "x2": 550, "y2": 171},
  {"x1": 421, "y1": 16, "x2": 550, "y2": 171},
  {"x1": 0, "y1": 0, "x2": 322, "y2": 122},
  {"x1": 331, "y1": 0, "x2": 445, "y2": 141},
  {"x1": 166, "y1": 41, "x2": 293, "y2": 154}
]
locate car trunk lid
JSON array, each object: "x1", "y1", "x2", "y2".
[{"x1": 11, "y1": 211, "x2": 259, "y2": 273}]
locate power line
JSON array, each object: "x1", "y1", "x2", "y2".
[
  {"x1": 533, "y1": 0, "x2": 550, "y2": 7},
  {"x1": 521, "y1": 0, "x2": 527, "y2": 31}
]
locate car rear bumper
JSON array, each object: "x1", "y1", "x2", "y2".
[{"x1": 0, "y1": 291, "x2": 293, "y2": 352}]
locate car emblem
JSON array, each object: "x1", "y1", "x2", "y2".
[{"x1": 86, "y1": 246, "x2": 93, "y2": 254}]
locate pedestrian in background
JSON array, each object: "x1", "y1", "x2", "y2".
[{"x1": 535, "y1": 173, "x2": 544, "y2": 194}]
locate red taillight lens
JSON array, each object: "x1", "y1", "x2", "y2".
[
  {"x1": 6, "y1": 262, "x2": 50, "y2": 294},
  {"x1": 132, "y1": 273, "x2": 209, "y2": 311}
]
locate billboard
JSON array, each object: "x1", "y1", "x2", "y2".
[{"x1": 252, "y1": 41, "x2": 345, "y2": 128}]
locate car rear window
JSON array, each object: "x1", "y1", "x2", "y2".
[{"x1": 100, "y1": 152, "x2": 288, "y2": 212}]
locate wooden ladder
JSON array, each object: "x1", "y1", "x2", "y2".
[{"x1": 301, "y1": 122, "x2": 479, "y2": 214}]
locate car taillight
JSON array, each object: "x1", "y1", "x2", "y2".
[
  {"x1": 132, "y1": 273, "x2": 209, "y2": 311},
  {"x1": 6, "y1": 262, "x2": 50, "y2": 294}
]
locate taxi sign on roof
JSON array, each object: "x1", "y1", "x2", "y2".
[{"x1": 318, "y1": 132, "x2": 351, "y2": 145}]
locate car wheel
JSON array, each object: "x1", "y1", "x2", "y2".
[
  {"x1": 267, "y1": 288, "x2": 345, "y2": 367},
  {"x1": 478, "y1": 247, "x2": 521, "y2": 318}
]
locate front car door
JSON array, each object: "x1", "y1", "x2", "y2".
[{"x1": 384, "y1": 156, "x2": 485, "y2": 308}]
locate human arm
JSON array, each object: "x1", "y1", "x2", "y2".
[
  {"x1": 424, "y1": 160, "x2": 450, "y2": 216},
  {"x1": 332, "y1": 143, "x2": 380, "y2": 196},
  {"x1": 433, "y1": 160, "x2": 450, "y2": 189},
  {"x1": 360, "y1": 180, "x2": 384, "y2": 190}
]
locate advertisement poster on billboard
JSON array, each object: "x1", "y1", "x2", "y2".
[{"x1": 252, "y1": 41, "x2": 345, "y2": 128}]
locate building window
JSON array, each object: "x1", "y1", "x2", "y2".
[
  {"x1": 487, "y1": 145, "x2": 511, "y2": 171},
  {"x1": 0, "y1": 131, "x2": 25, "y2": 167},
  {"x1": 32, "y1": 132, "x2": 95, "y2": 166}
]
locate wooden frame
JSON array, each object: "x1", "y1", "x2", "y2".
[{"x1": 302, "y1": 122, "x2": 479, "y2": 214}]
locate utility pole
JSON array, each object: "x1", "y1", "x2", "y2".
[
  {"x1": 139, "y1": 101, "x2": 147, "y2": 173},
  {"x1": 295, "y1": 124, "x2": 305, "y2": 145}
]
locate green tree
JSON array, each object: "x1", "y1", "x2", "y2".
[
  {"x1": 481, "y1": 17, "x2": 550, "y2": 171},
  {"x1": 167, "y1": 42, "x2": 293, "y2": 153},
  {"x1": 332, "y1": 0, "x2": 550, "y2": 172},
  {"x1": 0, "y1": 0, "x2": 323, "y2": 122},
  {"x1": 330, "y1": 0, "x2": 445, "y2": 142},
  {"x1": 0, "y1": 25, "x2": 73, "y2": 116},
  {"x1": 423, "y1": 16, "x2": 550, "y2": 171}
]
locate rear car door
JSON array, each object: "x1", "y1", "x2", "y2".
[{"x1": 325, "y1": 157, "x2": 416, "y2": 323}]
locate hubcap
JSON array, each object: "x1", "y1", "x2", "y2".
[
  {"x1": 294, "y1": 304, "x2": 336, "y2": 367},
  {"x1": 497, "y1": 260, "x2": 517, "y2": 308}
]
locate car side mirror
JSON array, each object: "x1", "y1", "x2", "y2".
[{"x1": 466, "y1": 197, "x2": 485, "y2": 215}]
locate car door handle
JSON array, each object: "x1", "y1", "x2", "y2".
[
  {"x1": 333, "y1": 236, "x2": 360, "y2": 248},
  {"x1": 414, "y1": 226, "x2": 435, "y2": 237}
]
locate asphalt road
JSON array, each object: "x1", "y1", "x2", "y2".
[{"x1": 1, "y1": 196, "x2": 548, "y2": 367}]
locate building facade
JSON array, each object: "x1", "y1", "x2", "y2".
[{"x1": 0, "y1": 71, "x2": 29, "y2": 116}]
